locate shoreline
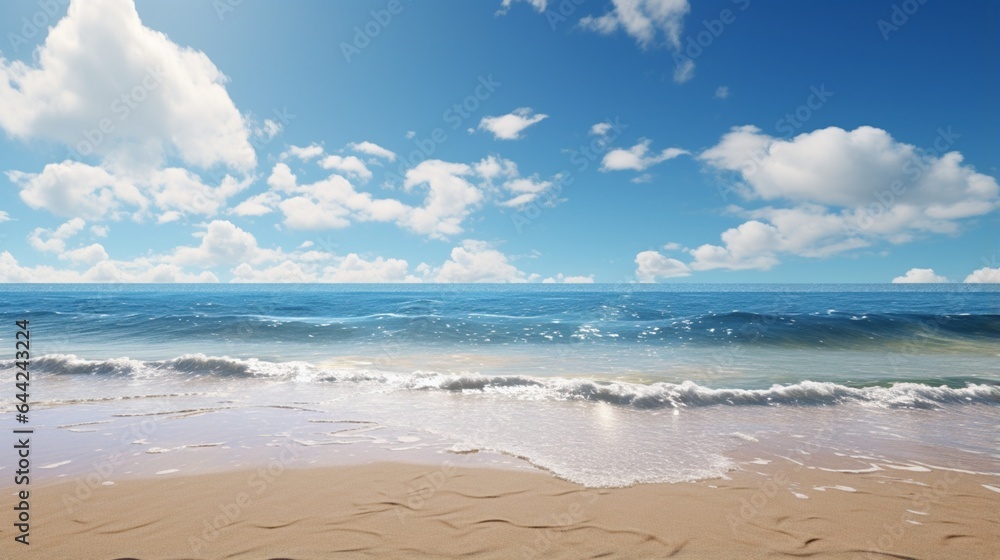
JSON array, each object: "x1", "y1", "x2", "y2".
[{"x1": 7, "y1": 456, "x2": 999, "y2": 559}]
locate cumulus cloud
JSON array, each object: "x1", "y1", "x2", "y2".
[
  {"x1": 430, "y1": 240, "x2": 533, "y2": 282},
  {"x1": 892, "y1": 268, "x2": 949, "y2": 283},
  {"x1": 680, "y1": 125, "x2": 1000, "y2": 272},
  {"x1": 578, "y1": 0, "x2": 692, "y2": 82},
  {"x1": 497, "y1": 0, "x2": 547, "y2": 14},
  {"x1": 5, "y1": 161, "x2": 258, "y2": 223},
  {"x1": 475, "y1": 155, "x2": 560, "y2": 208},
  {"x1": 714, "y1": 86, "x2": 729, "y2": 99},
  {"x1": 169, "y1": 220, "x2": 280, "y2": 267},
  {"x1": 601, "y1": 139, "x2": 688, "y2": 172},
  {"x1": 0, "y1": 211, "x2": 10, "y2": 223},
  {"x1": 62, "y1": 243, "x2": 110, "y2": 266},
  {"x1": 267, "y1": 162, "x2": 298, "y2": 192},
  {"x1": 964, "y1": 267, "x2": 1000, "y2": 283},
  {"x1": 2, "y1": 227, "x2": 587, "y2": 284},
  {"x1": 478, "y1": 108, "x2": 548, "y2": 140},
  {"x1": 27, "y1": 218, "x2": 112, "y2": 266},
  {"x1": 157, "y1": 211, "x2": 182, "y2": 224},
  {"x1": 700, "y1": 126, "x2": 997, "y2": 211},
  {"x1": 401, "y1": 160, "x2": 484, "y2": 237},
  {"x1": 635, "y1": 250, "x2": 690, "y2": 281},
  {"x1": 0, "y1": 251, "x2": 218, "y2": 283},
  {"x1": 542, "y1": 273, "x2": 595, "y2": 283},
  {"x1": 253, "y1": 119, "x2": 282, "y2": 141},
  {"x1": 9, "y1": 162, "x2": 146, "y2": 220},
  {"x1": 231, "y1": 254, "x2": 415, "y2": 283},
  {"x1": 0, "y1": 0, "x2": 257, "y2": 223},
  {"x1": 284, "y1": 144, "x2": 324, "y2": 161},
  {"x1": 590, "y1": 122, "x2": 613, "y2": 136},
  {"x1": 0, "y1": 0, "x2": 254, "y2": 171},
  {"x1": 269, "y1": 158, "x2": 480, "y2": 239},
  {"x1": 320, "y1": 155, "x2": 373, "y2": 181},
  {"x1": 498, "y1": 178, "x2": 554, "y2": 207},
  {"x1": 230, "y1": 192, "x2": 281, "y2": 217},
  {"x1": 579, "y1": 0, "x2": 690, "y2": 49},
  {"x1": 28, "y1": 218, "x2": 87, "y2": 254},
  {"x1": 349, "y1": 141, "x2": 397, "y2": 161},
  {"x1": 263, "y1": 152, "x2": 561, "y2": 238}
]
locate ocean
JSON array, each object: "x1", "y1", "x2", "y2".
[{"x1": 2, "y1": 284, "x2": 998, "y2": 487}]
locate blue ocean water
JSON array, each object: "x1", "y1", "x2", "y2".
[
  {"x1": 3, "y1": 283, "x2": 999, "y2": 387},
  {"x1": 2, "y1": 284, "x2": 998, "y2": 486}
]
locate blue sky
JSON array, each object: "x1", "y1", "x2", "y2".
[{"x1": 0, "y1": 0, "x2": 997, "y2": 283}]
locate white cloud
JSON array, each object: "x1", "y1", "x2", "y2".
[
  {"x1": 284, "y1": 144, "x2": 324, "y2": 161},
  {"x1": 498, "y1": 177, "x2": 553, "y2": 207},
  {"x1": 601, "y1": 139, "x2": 688, "y2": 172},
  {"x1": 700, "y1": 126, "x2": 998, "y2": 211},
  {"x1": 635, "y1": 250, "x2": 690, "y2": 281},
  {"x1": 230, "y1": 191, "x2": 281, "y2": 217},
  {"x1": 0, "y1": 0, "x2": 254, "y2": 171},
  {"x1": 253, "y1": 118, "x2": 282, "y2": 140},
  {"x1": 0, "y1": 1, "x2": 260, "y2": 223},
  {"x1": 323, "y1": 254, "x2": 413, "y2": 282},
  {"x1": 9, "y1": 162, "x2": 146, "y2": 220},
  {"x1": 231, "y1": 260, "x2": 316, "y2": 283},
  {"x1": 169, "y1": 220, "x2": 280, "y2": 267},
  {"x1": 62, "y1": 243, "x2": 110, "y2": 266},
  {"x1": 714, "y1": 86, "x2": 729, "y2": 99},
  {"x1": 673, "y1": 58, "x2": 695, "y2": 83},
  {"x1": 430, "y1": 240, "x2": 532, "y2": 282},
  {"x1": 473, "y1": 155, "x2": 558, "y2": 208},
  {"x1": 590, "y1": 122, "x2": 613, "y2": 136},
  {"x1": 320, "y1": 155, "x2": 373, "y2": 181},
  {"x1": 90, "y1": 225, "x2": 109, "y2": 237},
  {"x1": 580, "y1": 0, "x2": 689, "y2": 49},
  {"x1": 497, "y1": 0, "x2": 547, "y2": 14},
  {"x1": 273, "y1": 159, "x2": 479, "y2": 239},
  {"x1": 0, "y1": 251, "x2": 218, "y2": 283},
  {"x1": 405, "y1": 131, "x2": 416, "y2": 139},
  {"x1": 230, "y1": 241, "x2": 536, "y2": 284},
  {"x1": 1, "y1": 232, "x2": 576, "y2": 284},
  {"x1": 267, "y1": 162, "x2": 298, "y2": 192},
  {"x1": 543, "y1": 273, "x2": 595, "y2": 283},
  {"x1": 478, "y1": 108, "x2": 548, "y2": 140},
  {"x1": 148, "y1": 167, "x2": 253, "y2": 217},
  {"x1": 0, "y1": 211, "x2": 10, "y2": 223},
  {"x1": 575, "y1": 1, "x2": 694, "y2": 82},
  {"x1": 265, "y1": 153, "x2": 557, "y2": 239},
  {"x1": 474, "y1": 154, "x2": 518, "y2": 182},
  {"x1": 471, "y1": 155, "x2": 561, "y2": 209},
  {"x1": 157, "y1": 211, "x2": 182, "y2": 224},
  {"x1": 349, "y1": 141, "x2": 397, "y2": 162},
  {"x1": 964, "y1": 267, "x2": 1000, "y2": 283},
  {"x1": 682, "y1": 125, "x2": 1000, "y2": 271},
  {"x1": 402, "y1": 160, "x2": 484, "y2": 238},
  {"x1": 13, "y1": 161, "x2": 250, "y2": 223},
  {"x1": 892, "y1": 268, "x2": 949, "y2": 283},
  {"x1": 28, "y1": 218, "x2": 87, "y2": 254}
]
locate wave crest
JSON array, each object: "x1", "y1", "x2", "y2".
[{"x1": 8, "y1": 354, "x2": 998, "y2": 409}]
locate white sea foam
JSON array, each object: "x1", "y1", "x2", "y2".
[{"x1": 14, "y1": 354, "x2": 1000, "y2": 410}]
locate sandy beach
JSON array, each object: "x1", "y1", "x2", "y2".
[{"x1": 7, "y1": 455, "x2": 998, "y2": 559}]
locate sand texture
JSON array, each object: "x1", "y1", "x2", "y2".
[{"x1": 5, "y1": 458, "x2": 998, "y2": 559}]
